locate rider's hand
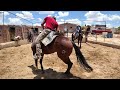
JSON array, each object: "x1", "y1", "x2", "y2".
[{"x1": 57, "y1": 30, "x2": 60, "y2": 33}]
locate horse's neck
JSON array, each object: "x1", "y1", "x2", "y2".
[{"x1": 30, "y1": 31, "x2": 38, "y2": 41}]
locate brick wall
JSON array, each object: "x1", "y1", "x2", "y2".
[{"x1": 0, "y1": 25, "x2": 32, "y2": 43}]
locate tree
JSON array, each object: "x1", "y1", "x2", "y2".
[{"x1": 117, "y1": 26, "x2": 120, "y2": 30}]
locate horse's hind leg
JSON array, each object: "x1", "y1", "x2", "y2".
[
  {"x1": 39, "y1": 53, "x2": 44, "y2": 73},
  {"x1": 31, "y1": 43, "x2": 38, "y2": 70},
  {"x1": 63, "y1": 57, "x2": 73, "y2": 74},
  {"x1": 35, "y1": 59, "x2": 38, "y2": 70}
]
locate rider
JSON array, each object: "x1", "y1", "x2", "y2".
[
  {"x1": 73, "y1": 25, "x2": 82, "y2": 38},
  {"x1": 32, "y1": 16, "x2": 59, "y2": 59},
  {"x1": 85, "y1": 25, "x2": 91, "y2": 42}
]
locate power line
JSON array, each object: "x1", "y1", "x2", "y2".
[{"x1": 6, "y1": 11, "x2": 33, "y2": 25}]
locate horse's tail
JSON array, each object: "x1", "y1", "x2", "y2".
[{"x1": 71, "y1": 41, "x2": 93, "y2": 72}]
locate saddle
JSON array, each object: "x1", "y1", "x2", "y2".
[{"x1": 41, "y1": 31, "x2": 58, "y2": 46}]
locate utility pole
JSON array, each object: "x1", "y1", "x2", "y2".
[{"x1": 3, "y1": 11, "x2": 5, "y2": 42}]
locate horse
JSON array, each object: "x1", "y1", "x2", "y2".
[
  {"x1": 71, "y1": 26, "x2": 83, "y2": 48},
  {"x1": 28, "y1": 29, "x2": 93, "y2": 74}
]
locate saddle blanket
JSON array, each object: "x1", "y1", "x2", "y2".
[{"x1": 41, "y1": 31, "x2": 58, "y2": 46}]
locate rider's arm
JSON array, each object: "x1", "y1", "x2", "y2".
[
  {"x1": 56, "y1": 26, "x2": 60, "y2": 32},
  {"x1": 41, "y1": 19, "x2": 46, "y2": 30}
]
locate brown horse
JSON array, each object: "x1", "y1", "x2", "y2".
[{"x1": 28, "y1": 30, "x2": 93, "y2": 74}]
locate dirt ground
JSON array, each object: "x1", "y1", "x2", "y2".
[{"x1": 0, "y1": 42, "x2": 120, "y2": 79}]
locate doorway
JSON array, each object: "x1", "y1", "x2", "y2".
[{"x1": 9, "y1": 27, "x2": 15, "y2": 41}]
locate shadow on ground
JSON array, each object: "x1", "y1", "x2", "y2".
[{"x1": 28, "y1": 65, "x2": 81, "y2": 79}]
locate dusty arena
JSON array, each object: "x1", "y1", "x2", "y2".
[{"x1": 0, "y1": 42, "x2": 120, "y2": 79}]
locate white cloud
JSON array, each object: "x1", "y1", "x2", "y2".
[
  {"x1": 60, "y1": 19, "x2": 64, "y2": 22},
  {"x1": 84, "y1": 11, "x2": 120, "y2": 26},
  {"x1": 38, "y1": 18, "x2": 42, "y2": 22},
  {"x1": 22, "y1": 11, "x2": 34, "y2": 19},
  {"x1": 0, "y1": 12, "x2": 3, "y2": 20},
  {"x1": 8, "y1": 18, "x2": 23, "y2": 25},
  {"x1": 55, "y1": 14, "x2": 57, "y2": 17},
  {"x1": 16, "y1": 13, "x2": 24, "y2": 18},
  {"x1": 4, "y1": 12, "x2": 9, "y2": 16},
  {"x1": 106, "y1": 24, "x2": 113, "y2": 28},
  {"x1": 56, "y1": 11, "x2": 69, "y2": 18},
  {"x1": 57, "y1": 19, "x2": 65, "y2": 24},
  {"x1": 47, "y1": 15, "x2": 52, "y2": 17},
  {"x1": 16, "y1": 11, "x2": 34, "y2": 20},
  {"x1": 65, "y1": 19, "x2": 81, "y2": 25},
  {"x1": 33, "y1": 23, "x2": 41, "y2": 26},
  {"x1": 57, "y1": 18, "x2": 81, "y2": 25},
  {"x1": 109, "y1": 14, "x2": 120, "y2": 21},
  {"x1": 48, "y1": 15, "x2": 52, "y2": 17},
  {"x1": 85, "y1": 11, "x2": 108, "y2": 22},
  {"x1": 38, "y1": 11, "x2": 55, "y2": 14},
  {"x1": 0, "y1": 11, "x2": 9, "y2": 20},
  {"x1": 83, "y1": 20, "x2": 94, "y2": 25},
  {"x1": 0, "y1": 11, "x2": 9, "y2": 16}
]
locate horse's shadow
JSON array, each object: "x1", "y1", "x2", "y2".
[{"x1": 28, "y1": 65, "x2": 81, "y2": 79}]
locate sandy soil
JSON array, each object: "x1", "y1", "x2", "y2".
[{"x1": 0, "y1": 43, "x2": 120, "y2": 79}]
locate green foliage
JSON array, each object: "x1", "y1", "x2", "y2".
[{"x1": 117, "y1": 26, "x2": 120, "y2": 30}]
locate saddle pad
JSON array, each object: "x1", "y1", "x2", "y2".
[{"x1": 41, "y1": 31, "x2": 58, "y2": 46}]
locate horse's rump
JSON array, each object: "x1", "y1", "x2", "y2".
[
  {"x1": 55, "y1": 36, "x2": 73, "y2": 60},
  {"x1": 42, "y1": 36, "x2": 73, "y2": 59}
]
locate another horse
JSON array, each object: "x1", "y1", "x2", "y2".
[
  {"x1": 71, "y1": 26, "x2": 83, "y2": 48},
  {"x1": 28, "y1": 30, "x2": 93, "y2": 74}
]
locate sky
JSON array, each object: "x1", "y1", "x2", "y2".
[{"x1": 0, "y1": 11, "x2": 120, "y2": 28}]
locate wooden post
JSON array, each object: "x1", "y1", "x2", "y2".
[
  {"x1": 96, "y1": 33, "x2": 97, "y2": 42},
  {"x1": 21, "y1": 25, "x2": 24, "y2": 39}
]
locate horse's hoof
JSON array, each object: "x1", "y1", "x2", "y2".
[
  {"x1": 42, "y1": 70, "x2": 45, "y2": 74},
  {"x1": 85, "y1": 67, "x2": 93, "y2": 72},
  {"x1": 64, "y1": 71, "x2": 70, "y2": 74}
]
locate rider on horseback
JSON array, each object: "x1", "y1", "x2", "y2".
[
  {"x1": 32, "y1": 16, "x2": 59, "y2": 59},
  {"x1": 73, "y1": 25, "x2": 82, "y2": 39}
]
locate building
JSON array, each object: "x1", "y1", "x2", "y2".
[
  {"x1": 0, "y1": 23, "x2": 79, "y2": 43},
  {"x1": 95, "y1": 25, "x2": 106, "y2": 30},
  {"x1": 0, "y1": 25, "x2": 41, "y2": 43},
  {"x1": 59, "y1": 23, "x2": 78, "y2": 33}
]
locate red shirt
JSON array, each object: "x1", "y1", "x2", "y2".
[{"x1": 44, "y1": 16, "x2": 58, "y2": 30}]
